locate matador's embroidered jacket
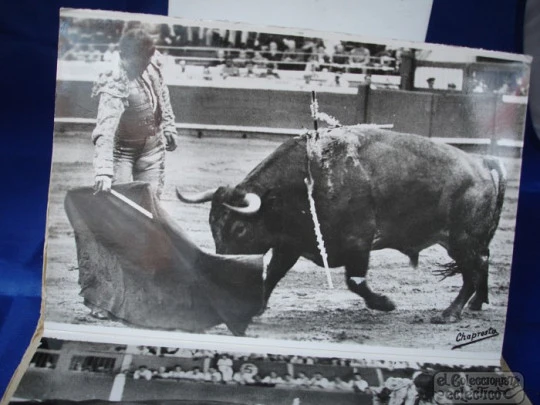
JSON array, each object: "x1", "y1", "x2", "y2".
[{"x1": 91, "y1": 52, "x2": 177, "y2": 177}]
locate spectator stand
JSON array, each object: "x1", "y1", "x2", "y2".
[
  {"x1": 59, "y1": 16, "x2": 403, "y2": 90},
  {"x1": 14, "y1": 340, "x2": 501, "y2": 405},
  {"x1": 55, "y1": 15, "x2": 527, "y2": 158},
  {"x1": 231, "y1": 357, "x2": 289, "y2": 380},
  {"x1": 130, "y1": 354, "x2": 207, "y2": 376}
]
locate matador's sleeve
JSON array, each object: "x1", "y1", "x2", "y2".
[
  {"x1": 91, "y1": 68, "x2": 128, "y2": 178},
  {"x1": 150, "y1": 53, "x2": 177, "y2": 136},
  {"x1": 91, "y1": 93, "x2": 125, "y2": 177},
  {"x1": 159, "y1": 82, "x2": 177, "y2": 136}
]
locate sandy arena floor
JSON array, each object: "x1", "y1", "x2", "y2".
[{"x1": 44, "y1": 131, "x2": 521, "y2": 354}]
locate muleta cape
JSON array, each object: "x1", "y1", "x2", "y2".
[{"x1": 64, "y1": 182, "x2": 265, "y2": 336}]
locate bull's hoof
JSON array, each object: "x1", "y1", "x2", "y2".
[
  {"x1": 228, "y1": 324, "x2": 247, "y2": 337},
  {"x1": 468, "y1": 299, "x2": 484, "y2": 311},
  {"x1": 89, "y1": 308, "x2": 109, "y2": 320},
  {"x1": 430, "y1": 312, "x2": 460, "y2": 324},
  {"x1": 366, "y1": 294, "x2": 396, "y2": 312}
]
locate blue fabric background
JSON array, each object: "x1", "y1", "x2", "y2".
[
  {"x1": 0, "y1": 0, "x2": 537, "y2": 402},
  {"x1": 426, "y1": 1, "x2": 540, "y2": 403}
]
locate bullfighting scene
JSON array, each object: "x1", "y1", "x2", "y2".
[
  {"x1": 46, "y1": 94, "x2": 520, "y2": 353},
  {"x1": 44, "y1": 11, "x2": 529, "y2": 356}
]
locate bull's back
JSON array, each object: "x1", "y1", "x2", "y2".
[
  {"x1": 239, "y1": 128, "x2": 501, "y2": 257},
  {"x1": 323, "y1": 128, "x2": 499, "y2": 251}
]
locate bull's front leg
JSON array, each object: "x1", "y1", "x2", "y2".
[
  {"x1": 260, "y1": 248, "x2": 299, "y2": 313},
  {"x1": 345, "y1": 251, "x2": 396, "y2": 312}
]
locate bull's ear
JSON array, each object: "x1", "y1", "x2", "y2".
[{"x1": 263, "y1": 191, "x2": 284, "y2": 232}]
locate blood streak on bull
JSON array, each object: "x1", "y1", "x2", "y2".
[{"x1": 177, "y1": 125, "x2": 506, "y2": 324}]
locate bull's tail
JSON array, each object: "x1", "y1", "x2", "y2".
[{"x1": 483, "y1": 156, "x2": 507, "y2": 239}]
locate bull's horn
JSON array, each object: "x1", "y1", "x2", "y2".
[
  {"x1": 176, "y1": 187, "x2": 216, "y2": 203},
  {"x1": 223, "y1": 193, "x2": 261, "y2": 215}
]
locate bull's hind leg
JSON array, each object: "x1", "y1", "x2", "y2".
[
  {"x1": 431, "y1": 248, "x2": 486, "y2": 323},
  {"x1": 467, "y1": 249, "x2": 490, "y2": 311},
  {"x1": 431, "y1": 270, "x2": 475, "y2": 323},
  {"x1": 345, "y1": 251, "x2": 396, "y2": 312},
  {"x1": 433, "y1": 180, "x2": 497, "y2": 323}
]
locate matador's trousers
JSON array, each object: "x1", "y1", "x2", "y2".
[{"x1": 113, "y1": 134, "x2": 165, "y2": 198}]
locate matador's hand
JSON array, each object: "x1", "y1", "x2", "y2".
[
  {"x1": 164, "y1": 132, "x2": 178, "y2": 152},
  {"x1": 94, "y1": 175, "x2": 112, "y2": 193}
]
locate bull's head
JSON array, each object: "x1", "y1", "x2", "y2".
[{"x1": 176, "y1": 186, "x2": 273, "y2": 255}]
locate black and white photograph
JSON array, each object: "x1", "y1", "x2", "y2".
[
  {"x1": 12, "y1": 337, "x2": 517, "y2": 405},
  {"x1": 45, "y1": 9, "x2": 531, "y2": 355}
]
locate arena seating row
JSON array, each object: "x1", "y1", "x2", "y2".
[
  {"x1": 60, "y1": 44, "x2": 398, "y2": 75},
  {"x1": 129, "y1": 355, "x2": 381, "y2": 386}
]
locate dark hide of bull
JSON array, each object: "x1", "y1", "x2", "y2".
[
  {"x1": 181, "y1": 126, "x2": 507, "y2": 324},
  {"x1": 64, "y1": 182, "x2": 264, "y2": 336}
]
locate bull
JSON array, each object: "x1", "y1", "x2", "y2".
[{"x1": 177, "y1": 126, "x2": 506, "y2": 324}]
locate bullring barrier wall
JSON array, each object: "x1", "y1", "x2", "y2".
[
  {"x1": 14, "y1": 369, "x2": 114, "y2": 400},
  {"x1": 54, "y1": 81, "x2": 525, "y2": 145},
  {"x1": 14, "y1": 369, "x2": 372, "y2": 405}
]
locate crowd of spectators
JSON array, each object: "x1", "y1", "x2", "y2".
[
  {"x1": 58, "y1": 17, "x2": 530, "y2": 97},
  {"x1": 472, "y1": 76, "x2": 529, "y2": 96},
  {"x1": 130, "y1": 346, "x2": 419, "y2": 370},
  {"x1": 126, "y1": 346, "x2": 502, "y2": 404},
  {"x1": 29, "y1": 341, "x2": 504, "y2": 405},
  {"x1": 58, "y1": 17, "x2": 401, "y2": 77},
  {"x1": 126, "y1": 347, "x2": 396, "y2": 393},
  {"x1": 208, "y1": 39, "x2": 399, "y2": 75},
  {"x1": 133, "y1": 346, "x2": 215, "y2": 358},
  {"x1": 126, "y1": 358, "x2": 502, "y2": 405},
  {"x1": 128, "y1": 360, "x2": 374, "y2": 394}
]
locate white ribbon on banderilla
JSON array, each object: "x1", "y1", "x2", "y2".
[
  {"x1": 305, "y1": 91, "x2": 394, "y2": 289},
  {"x1": 305, "y1": 91, "x2": 334, "y2": 289}
]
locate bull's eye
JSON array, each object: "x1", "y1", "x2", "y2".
[{"x1": 230, "y1": 222, "x2": 248, "y2": 238}]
